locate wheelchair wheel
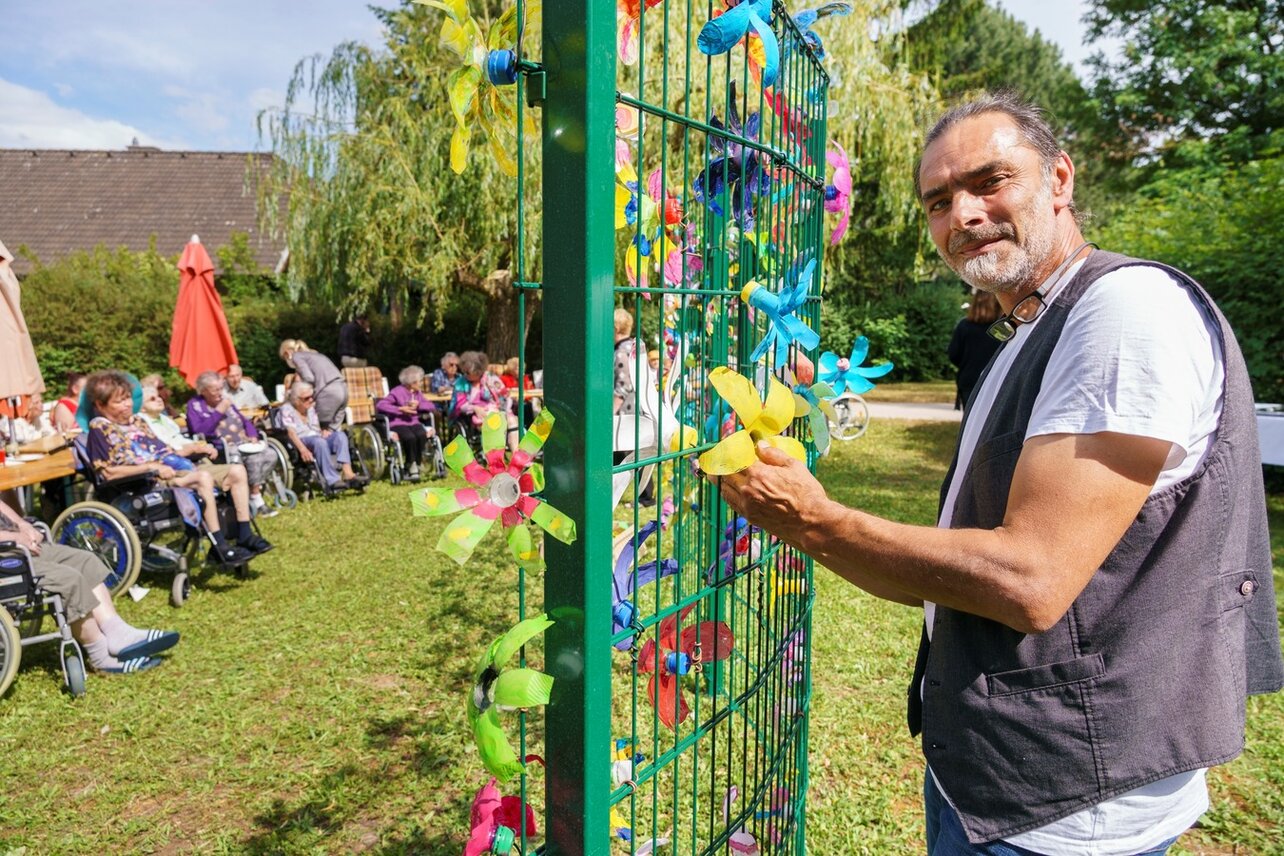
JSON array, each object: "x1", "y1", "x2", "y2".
[
  {"x1": 171, "y1": 572, "x2": 190, "y2": 607},
  {"x1": 265, "y1": 436, "x2": 293, "y2": 491},
  {"x1": 62, "y1": 644, "x2": 86, "y2": 698},
  {"x1": 52, "y1": 501, "x2": 142, "y2": 595},
  {"x1": 350, "y1": 423, "x2": 386, "y2": 481},
  {"x1": 0, "y1": 608, "x2": 21, "y2": 698},
  {"x1": 828, "y1": 393, "x2": 871, "y2": 441}
]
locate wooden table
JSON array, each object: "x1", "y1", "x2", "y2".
[
  {"x1": 0, "y1": 449, "x2": 77, "y2": 515},
  {"x1": 423, "y1": 389, "x2": 543, "y2": 403}
]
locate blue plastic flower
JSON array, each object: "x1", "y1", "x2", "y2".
[
  {"x1": 818, "y1": 337, "x2": 894, "y2": 395},
  {"x1": 697, "y1": 0, "x2": 779, "y2": 87}
]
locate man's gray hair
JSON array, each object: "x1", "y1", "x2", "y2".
[
  {"x1": 399, "y1": 364, "x2": 426, "y2": 387},
  {"x1": 288, "y1": 381, "x2": 314, "y2": 403},
  {"x1": 195, "y1": 370, "x2": 223, "y2": 392},
  {"x1": 917, "y1": 89, "x2": 1080, "y2": 220}
]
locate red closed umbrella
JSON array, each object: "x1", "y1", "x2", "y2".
[{"x1": 170, "y1": 235, "x2": 237, "y2": 386}]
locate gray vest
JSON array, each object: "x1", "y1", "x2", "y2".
[{"x1": 908, "y1": 251, "x2": 1283, "y2": 843}]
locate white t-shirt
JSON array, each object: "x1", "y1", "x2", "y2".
[{"x1": 926, "y1": 259, "x2": 1223, "y2": 854}]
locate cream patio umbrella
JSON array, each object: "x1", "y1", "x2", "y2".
[{"x1": 0, "y1": 239, "x2": 46, "y2": 448}]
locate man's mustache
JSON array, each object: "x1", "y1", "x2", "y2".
[{"x1": 949, "y1": 224, "x2": 1015, "y2": 255}]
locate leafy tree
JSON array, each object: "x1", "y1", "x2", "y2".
[
  {"x1": 1085, "y1": 0, "x2": 1284, "y2": 160},
  {"x1": 256, "y1": 1, "x2": 540, "y2": 359},
  {"x1": 1090, "y1": 154, "x2": 1284, "y2": 401}
]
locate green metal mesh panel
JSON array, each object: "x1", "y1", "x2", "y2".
[{"x1": 487, "y1": 1, "x2": 829, "y2": 852}]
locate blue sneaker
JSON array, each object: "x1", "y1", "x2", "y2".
[{"x1": 94, "y1": 655, "x2": 164, "y2": 675}]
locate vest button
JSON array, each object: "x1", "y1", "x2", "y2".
[
  {"x1": 928, "y1": 679, "x2": 941, "y2": 687},
  {"x1": 1240, "y1": 580, "x2": 1256, "y2": 597}
]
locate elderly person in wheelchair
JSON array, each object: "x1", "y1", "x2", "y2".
[
  {"x1": 449, "y1": 350, "x2": 519, "y2": 453},
  {"x1": 83, "y1": 371, "x2": 267, "y2": 564},
  {"x1": 375, "y1": 365, "x2": 437, "y2": 483},
  {"x1": 279, "y1": 383, "x2": 367, "y2": 491},
  {"x1": 2, "y1": 500, "x2": 178, "y2": 675},
  {"x1": 184, "y1": 371, "x2": 279, "y2": 518}
]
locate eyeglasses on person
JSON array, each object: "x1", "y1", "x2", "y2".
[{"x1": 987, "y1": 291, "x2": 1048, "y2": 342}]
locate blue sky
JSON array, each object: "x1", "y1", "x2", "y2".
[{"x1": 0, "y1": 1, "x2": 1105, "y2": 152}]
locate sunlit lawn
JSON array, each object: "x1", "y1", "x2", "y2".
[{"x1": 1, "y1": 419, "x2": 1280, "y2": 854}]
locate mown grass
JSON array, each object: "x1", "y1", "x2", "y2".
[
  {"x1": 1, "y1": 421, "x2": 1280, "y2": 854},
  {"x1": 861, "y1": 381, "x2": 955, "y2": 404}
]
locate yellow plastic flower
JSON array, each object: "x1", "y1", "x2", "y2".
[{"x1": 697, "y1": 366, "x2": 806, "y2": 475}]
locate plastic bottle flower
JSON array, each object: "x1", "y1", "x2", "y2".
[
  {"x1": 741, "y1": 256, "x2": 821, "y2": 364},
  {"x1": 792, "y1": 2, "x2": 853, "y2": 59},
  {"x1": 618, "y1": 0, "x2": 666, "y2": 64},
  {"x1": 410, "y1": 409, "x2": 575, "y2": 570},
  {"x1": 785, "y1": 365, "x2": 837, "y2": 455},
  {"x1": 638, "y1": 605, "x2": 735, "y2": 728},
  {"x1": 698, "y1": 367, "x2": 807, "y2": 475},
  {"x1": 693, "y1": 83, "x2": 771, "y2": 231},
  {"x1": 611, "y1": 521, "x2": 680, "y2": 651},
  {"x1": 465, "y1": 777, "x2": 537, "y2": 856},
  {"x1": 468, "y1": 613, "x2": 555, "y2": 782},
  {"x1": 818, "y1": 337, "x2": 894, "y2": 395},
  {"x1": 824, "y1": 141, "x2": 852, "y2": 246},
  {"x1": 416, "y1": 0, "x2": 539, "y2": 176},
  {"x1": 697, "y1": 0, "x2": 779, "y2": 87}
]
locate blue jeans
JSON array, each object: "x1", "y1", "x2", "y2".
[{"x1": 925, "y1": 772, "x2": 1178, "y2": 855}]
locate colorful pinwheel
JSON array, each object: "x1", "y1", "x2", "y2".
[
  {"x1": 818, "y1": 337, "x2": 894, "y2": 395},
  {"x1": 741, "y1": 256, "x2": 821, "y2": 364},
  {"x1": 410, "y1": 409, "x2": 576, "y2": 570},
  {"x1": 468, "y1": 613, "x2": 555, "y2": 782},
  {"x1": 466, "y1": 777, "x2": 537, "y2": 856},
  {"x1": 723, "y1": 787, "x2": 761, "y2": 855},
  {"x1": 825, "y1": 142, "x2": 852, "y2": 246},
  {"x1": 698, "y1": 367, "x2": 806, "y2": 476},
  {"x1": 706, "y1": 516, "x2": 760, "y2": 584},
  {"x1": 792, "y1": 2, "x2": 853, "y2": 59},
  {"x1": 785, "y1": 365, "x2": 837, "y2": 455},
  {"x1": 617, "y1": 163, "x2": 685, "y2": 289},
  {"x1": 693, "y1": 83, "x2": 772, "y2": 231},
  {"x1": 416, "y1": 0, "x2": 540, "y2": 176},
  {"x1": 638, "y1": 605, "x2": 735, "y2": 728},
  {"x1": 618, "y1": 0, "x2": 666, "y2": 64},
  {"x1": 612, "y1": 737, "x2": 645, "y2": 787},
  {"x1": 611, "y1": 521, "x2": 680, "y2": 651},
  {"x1": 697, "y1": 0, "x2": 779, "y2": 87}
]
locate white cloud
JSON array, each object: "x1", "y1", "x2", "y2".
[
  {"x1": 0, "y1": 78, "x2": 186, "y2": 150},
  {"x1": 52, "y1": 82, "x2": 73, "y2": 97}
]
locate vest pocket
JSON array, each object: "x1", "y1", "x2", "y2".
[
  {"x1": 985, "y1": 652, "x2": 1105, "y2": 697},
  {"x1": 1217, "y1": 569, "x2": 1259, "y2": 612}
]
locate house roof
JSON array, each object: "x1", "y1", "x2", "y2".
[{"x1": 0, "y1": 146, "x2": 286, "y2": 277}]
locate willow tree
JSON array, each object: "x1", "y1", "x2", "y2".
[{"x1": 256, "y1": 0, "x2": 540, "y2": 357}]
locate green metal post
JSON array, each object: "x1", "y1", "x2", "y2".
[{"x1": 542, "y1": 0, "x2": 616, "y2": 852}]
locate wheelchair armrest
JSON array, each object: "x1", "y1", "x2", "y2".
[{"x1": 95, "y1": 472, "x2": 159, "y2": 498}]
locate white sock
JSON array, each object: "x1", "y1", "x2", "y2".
[
  {"x1": 97, "y1": 614, "x2": 149, "y2": 656},
  {"x1": 84, "y1": 636, "x2": 124, "y2": 671}
]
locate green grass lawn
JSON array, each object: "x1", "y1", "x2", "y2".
[
  {"x1": 861, "y1": 381, "x2": 956, "y2": 404},
  {"x1": 2, "y1": 422, "x2": 1280, "y2": 854}
]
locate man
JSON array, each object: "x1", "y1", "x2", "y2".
[
  {"x1": 1, "y1": 500, "x2": 179, "y2": 674},
  {"x1": 337, "y1": 315, "x2": 371, "y2": 368},
  {"x1": 429, "y1": 352, "x2": 459, "y2": 396},
  {"x1": 186, "y1": 371, "x2": 278, "y2": 519},
  {"x1": 718, "y1": 91, "x2": 1282, "y2": 854},
  {"x1": 223, "y1": 364, "x2": 270, "y2": 411}
]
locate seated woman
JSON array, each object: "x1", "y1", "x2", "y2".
[
  {"x1": 279, "y1": 383, "x2": 367, "y2": 490},
  {"x1": 185, "y1": 371, "x2": 279, "y2": 518},
  {"x1": 449, "y1": 350, "x2": 518, "y2": 452},
  {"x1": 279, "y1": 340, "x2": 348, "y2": 431},
  {"x1": 375, "y1": 365, "x2": 437, "y2": 483},
  {"x1": 1, "y1": 500, "x2": 179, "y2": 674},
  {"x1": 52, "y1": 372, "x2": 86, "y2": 434},
  {"x1": 82, "y1": 370, "x2": 268, "y2": 563}
]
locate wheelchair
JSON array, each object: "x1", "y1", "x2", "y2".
[
  {"x1": 827, "y1": 392, "x2": 871, "y2": 441},
  {"x1": 1, "y1": 531, "x2": 88, "y2": 698},
  {"x1": 50, "y1": 439, "x2": 258, "y2": 608},
  {"x1": 372, "y1": 412, "x2": 447, "y2": 484},
  {"x1": 263, "y1": 405, "x2": 369, "y2": 501}
]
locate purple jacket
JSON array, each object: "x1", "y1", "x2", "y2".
[
  {"x1": 185, "y1": 397, "x2": 260, "y2": 448},
  {"x1": 375, "y1": 384, "x2": 436, "y2": 428}
]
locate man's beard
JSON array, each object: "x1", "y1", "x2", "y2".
[{"x1": 944, "y1": 180, "x2": 1056, "y2": 294}]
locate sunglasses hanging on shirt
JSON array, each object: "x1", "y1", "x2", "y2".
[{"x1": 986, "y1": 241, "x2": 1097, "y2": 342}]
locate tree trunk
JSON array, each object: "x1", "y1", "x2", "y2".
[{"x1": 485, "y1": 286, "x2": 539, "y2": 360}]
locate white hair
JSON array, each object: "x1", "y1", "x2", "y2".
[{"x1": 288, "y1": 382, "x2": 314, "y2": 404}]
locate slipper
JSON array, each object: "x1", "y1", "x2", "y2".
[
  {"x1": 94, "y1": 655, "x2": 164, "y2": 675},
  {"x1": 113, "y1": 629, "x2": 181, "y2": 660}
]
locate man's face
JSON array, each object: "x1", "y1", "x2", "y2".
[
  {"x1": 226, "y1": 367, "x2": 243, "y2": 389},
  {"x1": 918, "y1": 113, "x2": 1060, "y2": 295},
  {"x1": 200, "y1": 383, "x2": 223, "y2": 407}
]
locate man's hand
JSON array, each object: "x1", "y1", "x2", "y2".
[{"x1": 714, "y1": 443, "x2": 829, "y2": 552}]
